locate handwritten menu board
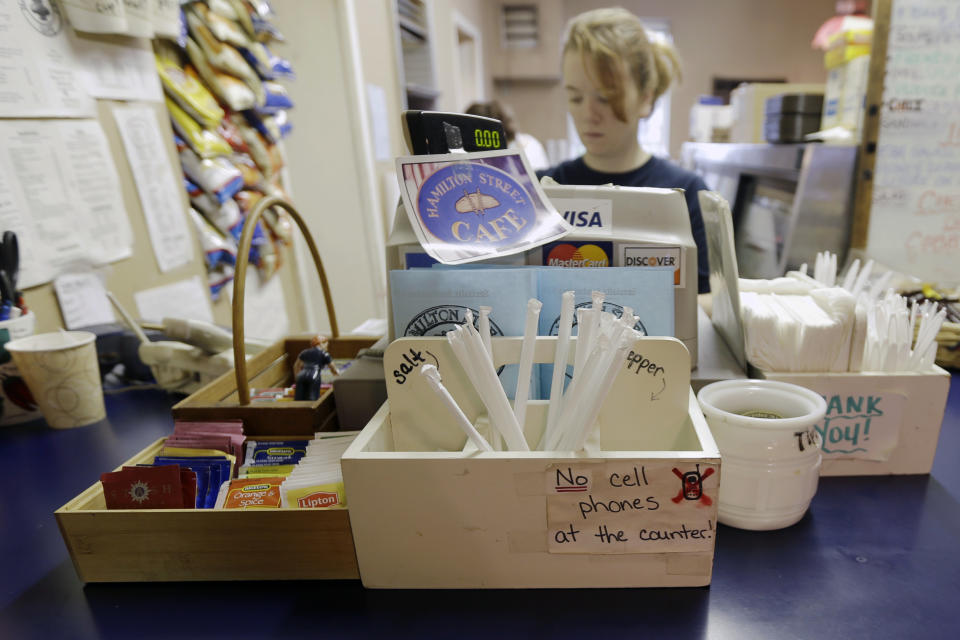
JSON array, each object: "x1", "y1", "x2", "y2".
[{"x1": 868, "y1": 0, "x2": 960, "y2": 284}]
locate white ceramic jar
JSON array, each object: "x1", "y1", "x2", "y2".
[{"x1": 697, "y1": 379, "x2": 826, "y2": 531}]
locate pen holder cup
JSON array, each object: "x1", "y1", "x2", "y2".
[
  {"x1": 0, "y1": 311, "x2": 41, "y2": 426},
  {"x1": 697, "y1": 379, "x2": 826, "y2": 531}
]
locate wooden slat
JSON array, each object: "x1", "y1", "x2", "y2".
[
  {"x1": 850, "y1": 0, "x2": 892, "y2": 248},
  {"x1": 172, "y1": 341, "x2": 288, "y2": 406},
  {"x1": 56, "y1": 509, "x2": 358, "y2": 582}
]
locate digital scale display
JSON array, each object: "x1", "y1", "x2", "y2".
[{"x1": 403, "y1": 110, "x2": 508, "y2": 155}]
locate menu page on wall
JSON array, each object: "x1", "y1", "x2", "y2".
[
  {"x1": 868, "y1": 0, "x2": 960, "y2": 285},
  {"x1": 0, "y1": 120, "x2": 133, "y2": 288},
  {"x1": 0, "y1": 0, "x2": 95, "y2": 118}
]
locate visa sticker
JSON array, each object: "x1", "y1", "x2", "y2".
[{"x1": 550, "y1": 198, "x2": 613, "y2": 235}]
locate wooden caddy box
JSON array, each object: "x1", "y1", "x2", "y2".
[
  {"x1": 55, "y1": 436, "x2": 359, "y2": 583},
  {"x1": 171, "y1": 335, "x2": 377, "y2": 436},
  {"x1": 755, "y1": 366, "x2": 952, "y2": 476},
  {"x1": 342, "y1": 336, "x2": 722, "y2": 589}
]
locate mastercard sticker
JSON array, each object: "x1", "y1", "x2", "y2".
[{"x1": 541, "y1": 241, "x2": 613, "y2": 268}]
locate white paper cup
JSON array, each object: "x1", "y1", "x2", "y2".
[
  {"x1": 0, "y1": 311, "x2": 41, "y2": 425},
  {"x1": 4, "y1": 331, "x2": 105, "y2": 429},
  {"x1": 697, "y1": 379, "x2": 826, "y2": 531}
]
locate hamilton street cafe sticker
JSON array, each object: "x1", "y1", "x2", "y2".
[{"x1": 397, "y1": 149, "x2": 571, "y2": 264}]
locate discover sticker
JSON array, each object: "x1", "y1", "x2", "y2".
[{"x1": 620, "y1": 245, "x2": 684, "y2": 287}]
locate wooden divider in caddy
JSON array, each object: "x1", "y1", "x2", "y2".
[{"x1": 56, "y1": 196, "x2": 375, "y2": 583}]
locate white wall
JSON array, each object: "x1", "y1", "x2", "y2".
[{"x1": 273, "y1": 0, "x2": 386, "y2": 333}]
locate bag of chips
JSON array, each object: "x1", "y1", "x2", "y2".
[
  {"x1": 167, "y1": 97, "x2": 232, "y2": 158},
  {"x1": 156, "y1": 54, "x2": 224, "y2": 130},
  {"x1": 185, "y1": 37, "x2": 257, "y2": 112}
]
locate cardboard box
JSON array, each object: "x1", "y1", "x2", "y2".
[
  {"x1": 754, "y1": 367, "x2": 950, "y2": 476},
  {"x1": 821, "y1": 44, "x2": 871, "y2": 135},
  {"x1": 56, "y1": 437, "x2": 359, "y2": 583},
  {"x1": 342, "y1": 336, "x2": 721, "y2": 588}
]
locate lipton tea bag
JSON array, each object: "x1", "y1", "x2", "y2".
[{"x1": 282, "y1": 478, "x2": 346, "y2": 509}]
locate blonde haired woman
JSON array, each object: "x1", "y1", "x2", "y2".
[{"x1": 539, "y1": 7, "x2": 710, "y2": 292}]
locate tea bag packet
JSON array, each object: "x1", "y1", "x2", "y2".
[
  {"x1": 390, "y1": 268, "x2": 537, "y2": 398},
  {"x1": 165, "y1": 433, "x2": 235, "y2": 459},
  {"x1": 216, "y1": 477, "x2": 285, "y2": 509},
  {"x1": 165, "y1": 435, "x2": 232, "y2": 454},
  {"x1": 279, "y1": 432, "x2": 357, "y2": 508},
  {"x1": 240, "y1": 464, "x2": 297, "y2": 478},
  {"x1": 101, "y1": 465, "x2": 185, "y2": 509},
  {"x1": 173, "y1": 419, "x2": 244, "y2": 435},
  {"x1": 247, "y1": 387, "x2": 295, "y2": 403},
  {"x1": 155, "y1": 460, "x2": 211, "y2": 508},
  {"x1": 155, "y1": 456, "x2": 230, "y2": 508},
  {"x1": 245, "y1": 440, "x2": 308, "y2": 465},
  {"x1": 304, "y1": 438, "x2": 356, "y2": 456},
  {"x1": 537, "y1": 267, "x2": 675, "y2": 398},
  {"x1": 159, "y1": 447, "x2": 237, "y2": 479},
  {"x1": 177, "y1": 468, "x2": 199, "y2": 509},
  {"x1": 281, "y1": 468, "x2": 346, "y2": 509}
]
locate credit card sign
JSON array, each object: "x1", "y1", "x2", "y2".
[{"x1": 620, "y1": 245, "x2": 684, "y2": 287}]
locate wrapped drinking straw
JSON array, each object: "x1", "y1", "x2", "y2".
[
  {"x1": 513, "y1": 298, "x2": 541, "y2": 434},
  {"x1": 540, "y1": 291, "x2": 574, "y2": 450},
  {"x1": 420, "y1": 364, "x2": 492, "y2": 452}
]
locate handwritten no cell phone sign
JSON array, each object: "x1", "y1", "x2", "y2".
[{"x1": 546, "y1": 461, "x2": 718, "y2": 554}]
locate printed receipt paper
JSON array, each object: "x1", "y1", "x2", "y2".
[{"x1": 396, "y1": 149, "x2": 571, "y2": 264}]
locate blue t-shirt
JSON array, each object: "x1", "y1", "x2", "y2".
[{"x1": 538, "y1": 156, "x2": 711, "y2": 293}]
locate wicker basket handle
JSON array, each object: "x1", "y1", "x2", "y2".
[{"x1": 232, "y1": 195, "x2": 339, "y2": 405}]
